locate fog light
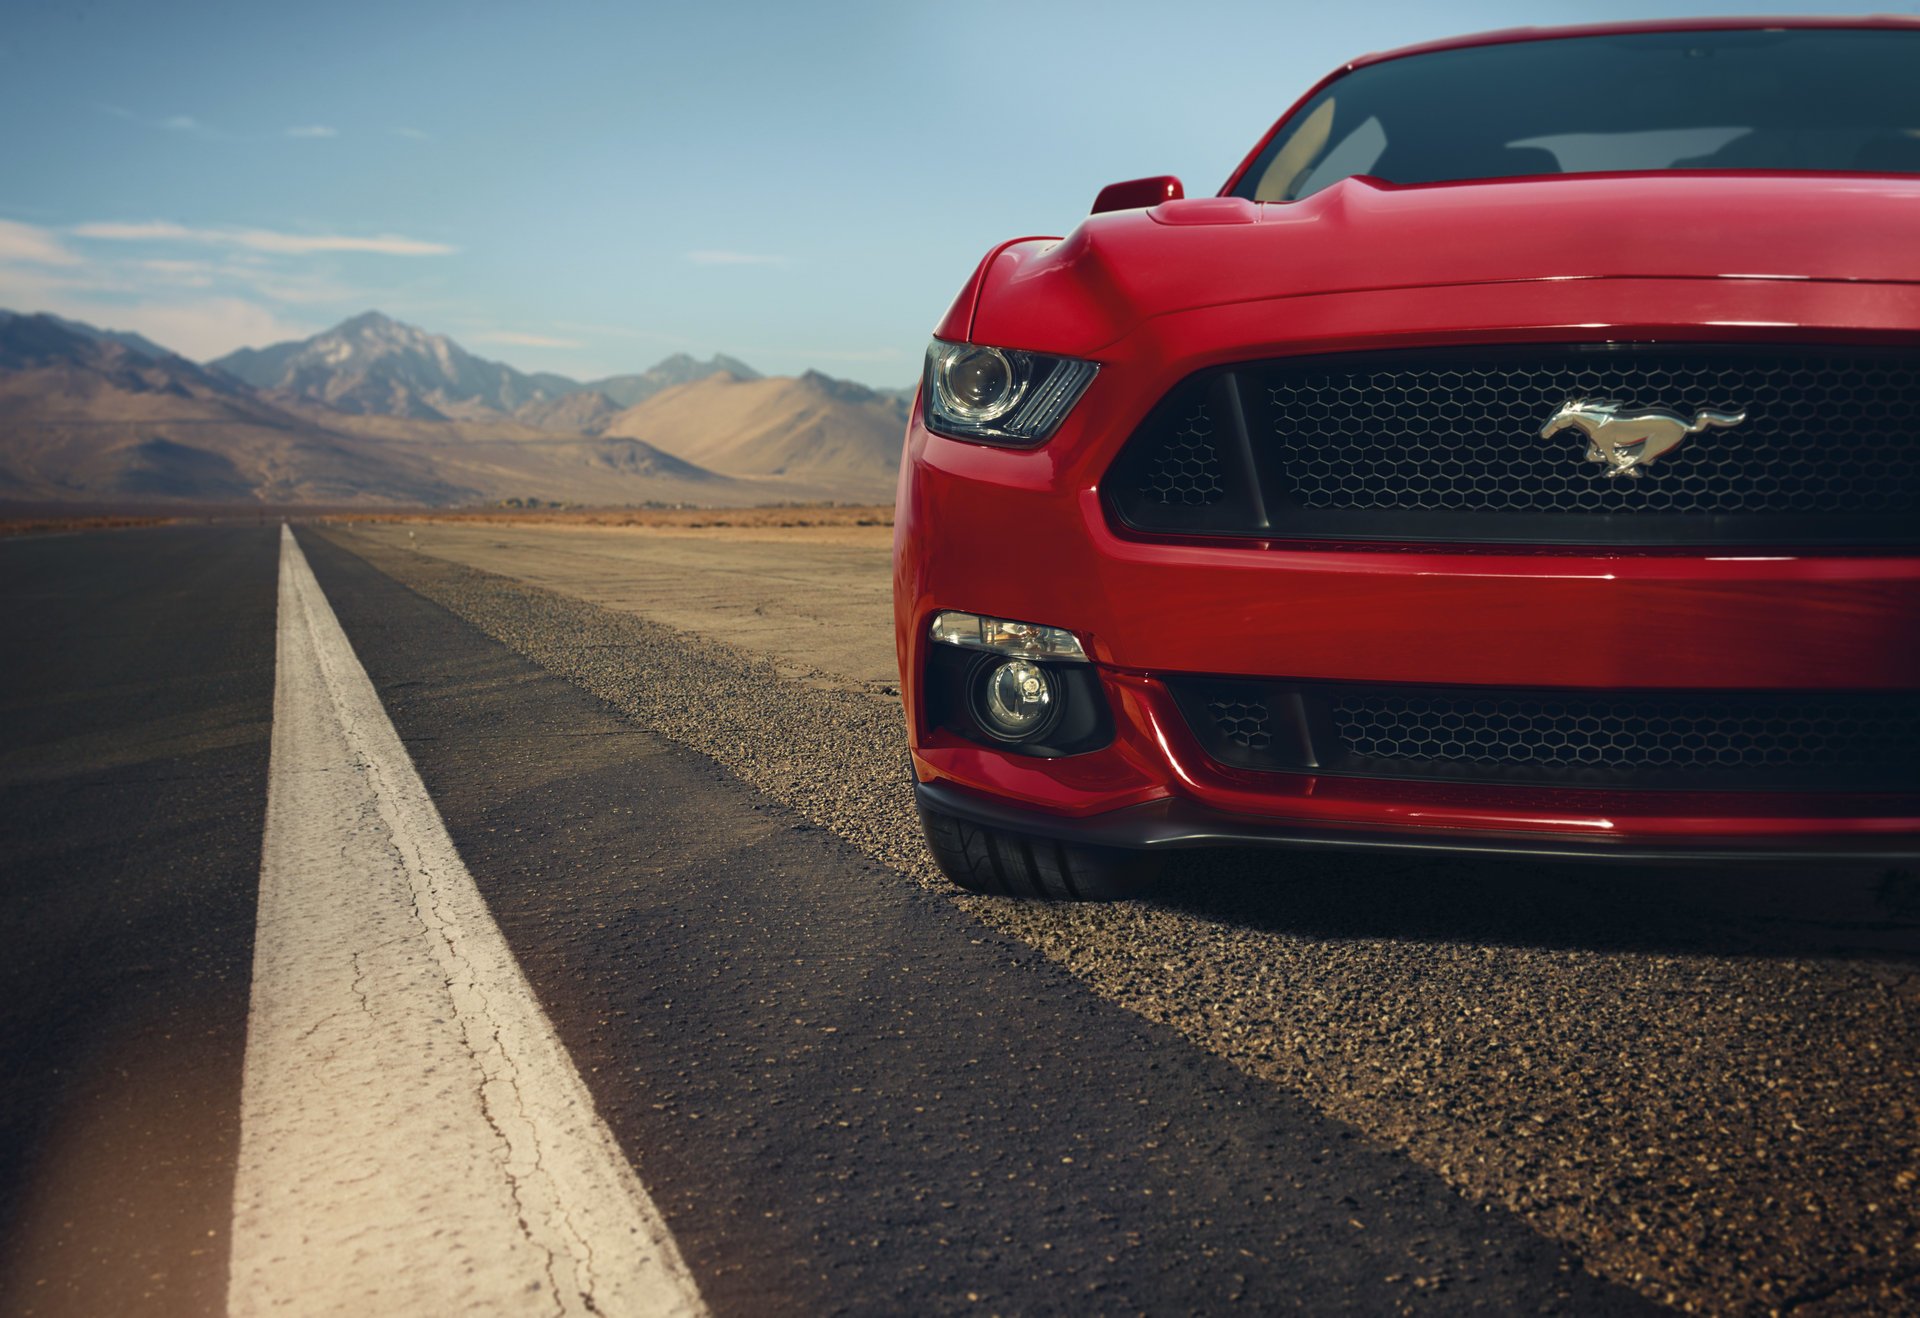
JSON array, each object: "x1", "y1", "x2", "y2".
[{"x1": 974, "y1": 658, "x2": 1058, "y2": 741}]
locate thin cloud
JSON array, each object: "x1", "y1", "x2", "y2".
[
  {"x1": 475, "y1": 331, "x2": 583, "y2": 349},
  {"x1": 0, "y1": 218, "x2": 81, "y2": 266},
  {"x1": 98, "y1": 105, "x2": 227, "y2": 138},
  {"x1": 0, "y1": 264, "x2": 84, "y2": 312},
  {"x1": 99, "y1": 105, "x2": 312, "y2": 144},
  {"x1": 72, "y1": 220, "x2": 456, "y2": 257},
  {"x1": 806, "y1": 347, "x2": 907, "y2": 363},
  {"x1": 78, "y1": 297, "x2": 314, "y2": 361},
  {"x1": 142, "y1": 110, "x2": 228, "y2": 138},
  {"x1": 685, "y1": 249, "x2": 786, "y2": 266},
  {"x1": 0, "y1": 268, "x2": 314, "y2": 360},
  {"x1": 738, "y1": 339, "x2": 905, "y2": 365},
  {"x1": 133, "y1": 258, "x2": 217, "y2": 288},
  {"x1": 390, "y1": 127, "x2": 432, "y2": 142},
  {"x1": 553, "y1": 320, "x2": 690, "y2": 344}
]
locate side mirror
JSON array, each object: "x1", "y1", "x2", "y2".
[{"x1": 1091, "y1": 175, "x2": 1184, "y2": 215}]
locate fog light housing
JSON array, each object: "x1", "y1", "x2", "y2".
[
  {"x1": 973, "y1": 658, "x2": 1058, "y2": 742},
  {"x1": 924, "y1": 611, "x2": 1110, "y2": 757}
]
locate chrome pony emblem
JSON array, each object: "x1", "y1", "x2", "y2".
[{"x1": 1539, "y1": 398, "x2": 1747, "y2": 477}]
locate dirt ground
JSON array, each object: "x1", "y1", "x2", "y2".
[
  {"x1": 0, "y1": 515, "x2": 176, "y2": 538},
  {"x1": 341, "y1": 519, "x2": 899, "y2": 691},
  {"x1": 331, "y1": 504, "x2": 892, "y2": 533}
]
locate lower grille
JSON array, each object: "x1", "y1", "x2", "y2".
[
  {"x1": 1106, "y1": 345, "x2": 1920, "y2": 546},
  {"x1": 1170, "y1": 679, "x2": 1920, "y2": 791}
]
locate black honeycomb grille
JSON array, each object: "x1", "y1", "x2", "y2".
[
  {"x1": 1169, "y1": 679, "x2": 1920, "y2": 791},
  {"x1": 1205, "y1": 695, "x2": 1273, "y2": 751},
  {"x1": 1267, "y1": 354, "x2": 1917, "y2": 516},
  {"x1": 1139, "y1": 400, "x2": 1224, "y2": 506},
  {"x1": 1330, "y1": 691, "x2": 1920, "y2": 778},
  {"x1": 1107, "y1": 346, "x2": 1920, "y2": 545}
]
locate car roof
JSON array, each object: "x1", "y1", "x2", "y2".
[{"x1": 1350, "y1": 14, "x2": 1920, "y2": 72}]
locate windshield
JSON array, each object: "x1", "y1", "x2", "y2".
[{"x1": 1234, "y1": 28, "x2": 1920, "y2": 201}]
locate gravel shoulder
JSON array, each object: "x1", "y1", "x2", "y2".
[{"x1": 322, "y1": 522, "x2": 1920, "y2": 1316}]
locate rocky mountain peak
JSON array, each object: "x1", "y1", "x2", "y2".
[
  {"x1": 334, "y1": 309, "x2": 398, "y2": 334},
  {"x1": 211, "y1": 313, "x2": 560, "y2": 420}
]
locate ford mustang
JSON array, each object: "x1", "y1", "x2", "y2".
[{"x1": 892, "y1": 17, "x2": 1920, "y2": 898}]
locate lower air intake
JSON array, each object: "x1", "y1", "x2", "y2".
[{"x1": 1169, "y1": 679, "x2": 1920, "y2": 791}]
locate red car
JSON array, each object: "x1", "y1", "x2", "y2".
[{"x1": 893, "y1": 17, "x2": 1920, "y2": 899}]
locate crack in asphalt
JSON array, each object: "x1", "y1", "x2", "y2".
[{"x1": 334, "y1": 660, "x2": 581, "y2": 1318}]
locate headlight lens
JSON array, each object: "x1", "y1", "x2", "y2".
[
  {"x1": 937, "y1": 345, "x2": 1019, "y2": 422},
  {"x1": 924, "y1": 338, "x2": 1098, "y2": 445}
]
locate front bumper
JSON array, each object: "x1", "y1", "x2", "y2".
[{"x1": 897, "y1": 449, "x2": 1920, "y2": 854}]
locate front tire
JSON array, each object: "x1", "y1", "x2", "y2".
[{"x1": 917, "y1": 800, "x2": 1162, "y2": 901}]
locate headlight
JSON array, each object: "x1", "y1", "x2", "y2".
[{"x1": 924, "y1": 338, "x2": 1098, "y2": 446}]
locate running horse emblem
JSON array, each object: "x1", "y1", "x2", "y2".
[{"x1": 1539, "y1": 398, "x2": 1748, "y2": 477}]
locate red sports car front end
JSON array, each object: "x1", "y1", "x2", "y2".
[{"x1": 894, "y1": 19, "x2": 1920, "y2": 897}]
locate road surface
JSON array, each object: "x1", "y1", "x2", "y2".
[{"x1": 2, "y1": 522, "x2": 1915, "y2": 1315}]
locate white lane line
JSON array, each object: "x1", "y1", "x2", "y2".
[{"x1": 230, "y1": 526, "x2": 705, "y2": 1318}]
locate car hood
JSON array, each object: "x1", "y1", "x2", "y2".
[{"x1": 964, "y1": 173, "x2": 1920, "y2": 354}]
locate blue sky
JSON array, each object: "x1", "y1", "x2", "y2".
[{"x1": 0, "y1": 0, "x2": 1904, "y2": 386}]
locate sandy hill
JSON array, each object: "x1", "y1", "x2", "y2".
[
  {"x1": 512, "y1": 391, "x2": 621, "y2": 434},
  {"x1": 601, "y1": 370, "x2": 906, "y2": 501},
  {"x1": 582, "y1": 353, "x2": 761, "y2": 409},
  {"x1": 312, "y1": 410, "x2": 762, "y2": 507}
]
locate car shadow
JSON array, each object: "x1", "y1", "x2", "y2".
[{"x1": 1147, "y1": 846, "x2": 1920, "y2": 964}]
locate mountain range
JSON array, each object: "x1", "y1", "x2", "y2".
[
  {"x1": 0, "y1": 309, "x2": 910, "y2": 506},
  {"x1": 213, "y1": 311, "x2": 582, "y2": 421}
]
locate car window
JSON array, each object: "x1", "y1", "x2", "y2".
[
  {"x1": 1511, "y1": 127, "x2": 1750, "y2": 172},
  {"x1": 1290, "y1": 117, "x2": 1388, "y2": 198},
  {"x1": 1239, "y1": 28, "x2": 1920, "y2": 201}
]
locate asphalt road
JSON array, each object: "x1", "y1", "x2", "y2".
[
  {"x1": 1, "y1": 524, "x2": 273, "y2": 1318},
  {"x1": 1, "y1": 522, "x2": 1914, "y2": 1315}
]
